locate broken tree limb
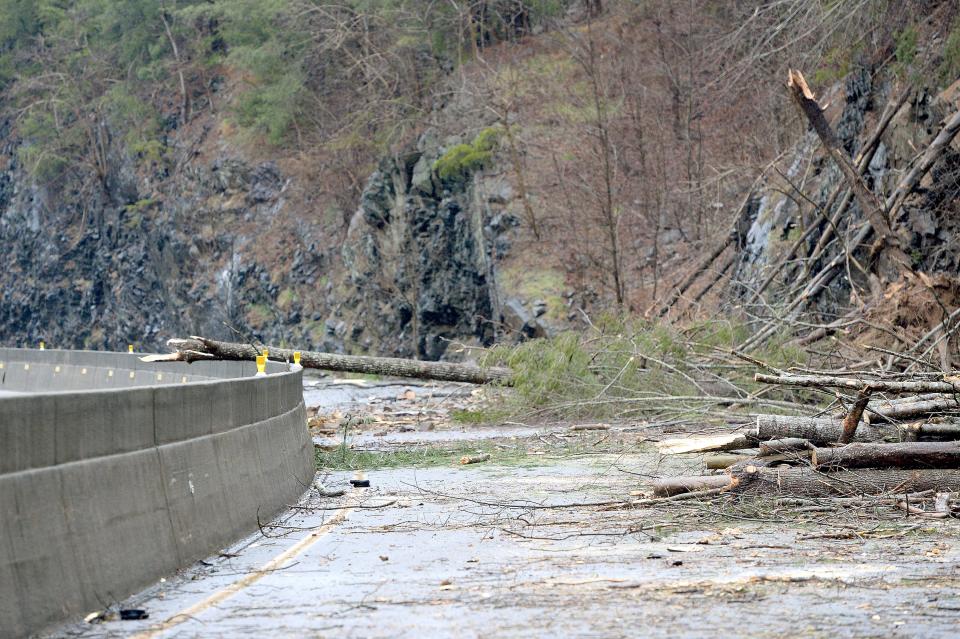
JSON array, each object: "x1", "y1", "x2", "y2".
[
  {"x1": 787, "y1": 69, "x2": 909, "y2": 271},
  {"x1": 729, "y1": 465, "x2": 960, "y2": 497},
  {"x1": 651, "y1": 475, "x2": 732, "y2": 497},
  {"x1": 755, "y1": 372, "x2": 960, "y2": 395},
  {"x1": 839, "y1": 388, "x2": 872, "y2": 444},
  {"x1": 151, "y1": 336, "x2": 513, "y2": 385},
  {"x1": 811, "y1": 442, "x2": 960, "y2": 470},
  {"x1": 755, "y1": 414, "x2": 889, "y2": 444},
  {"x1": 802, "y1": 83, "x2": 914, "y2": 273}
]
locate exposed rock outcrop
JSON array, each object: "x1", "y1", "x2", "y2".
[
  {"x1": 0, "y1": 117, "x2": 327, "y2": 351},
  {"x1": 339, "y1": 133, "x2": 510, "y2": 360}
]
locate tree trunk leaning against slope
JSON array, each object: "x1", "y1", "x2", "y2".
[
  {"x1": 786, "y1": 69, "x2": 912, "y2": 276},
  {"x1": 148, "y1": 336, "x2": 513, "y2": 385}
]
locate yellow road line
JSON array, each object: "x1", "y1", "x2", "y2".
[{"x1": 132, "y1": 504, "x2": 354, "y2": 639}]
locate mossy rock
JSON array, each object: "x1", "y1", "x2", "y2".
[{"x1": 433, "y1": 126, "x2": 501, "y2": 185}]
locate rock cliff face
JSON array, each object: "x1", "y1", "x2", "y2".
[
  {"x1": 0, "y1": 109, "x2": 533, "y2": 359},
  {"x1": 0, "y1": 116, "x2": 328, "y2": 351},
  {"x1": 338, "y1": 133, "x2": 514, "y2": 360}
]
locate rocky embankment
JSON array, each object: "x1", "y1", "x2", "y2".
[{"x1": 0, "y1": 110, "x2": 550, "y2": 358}]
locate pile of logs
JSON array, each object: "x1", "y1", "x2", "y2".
[{"x1": 653, "y1": 371, "x2": 960, "y2": 508}]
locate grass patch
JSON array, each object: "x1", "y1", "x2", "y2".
[
  {"x1": 315, "y1": 439, "x2": 535, "y2": 471},
  {"x1": 245, "y1": 303, "x2": 274, "y2": 328},
  {"x1": 498, "y1": 264, "x2": 567, "y2": 320},
  {"x1": 276, "y1": 288, "x2": 299, "y2": 311}
]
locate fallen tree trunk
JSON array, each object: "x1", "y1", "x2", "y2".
[
  {"x1": 651, "y1": 475, "x2": 732, "y2": 497},
  {"x1": 867, "y1": 396, "x2": 960, "y2": 422},
  {"x1": 707, "y1": 451, "x2": 800, "y2": 469},
  {"x1": 755, "y1": 414, "x2": 890, "y2": 444},
  {"x1": 729, "y1": 465, "x2": 960, "y2": 497},
  {"x1": 656, "y1": 234, "x2": 734, "y2": 318},
  {"x1": 903, "y1": 421, "x2": 960, "y2": 439},
  {"x1": 755, "y1": 372, "x2": 960, "y2": 395},
  {"x1": 148, "y1": 336, "x2": 513, "y2": 385},
  {"x1": 885, "y1": 104, "x2": 960, "y2": 219},
  {"x1": 812, "y1": 442, "x2": 960, "y2": 470}
]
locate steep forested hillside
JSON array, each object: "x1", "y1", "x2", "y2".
[{"x1": 2, "y1": 0, "x2": 960, "y2": 363}]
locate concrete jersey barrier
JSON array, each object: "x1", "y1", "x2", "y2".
[{"x1": 0, "y1": 348, "x2": 315, "y2": 637}]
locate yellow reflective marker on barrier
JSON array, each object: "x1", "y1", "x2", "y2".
[
  {"x1": 129, "y1": 371, "x2": 136, "y2": 379},
  {"x1": 255, "y1": 355, "x2": 267, "y2": 377},
  {"x1": 81, "y1": 368, "x2": 87, "y2": 375},
  {"x1": 262, "y1": 348, "x2": 269, "y2": 359},
  {"x1": 23, "y1": 364, "x2": 29, "y2": 371},
  {"x1": 108, "y1": 370, "x2": 114, "y2": 378},
  {"x1": 293, "y1": 351, "x2": 301, "y2": 365},
  {"x1": 39, "y1": 341, "x2": 45, "y2": 350},
  {"x1": 128, "y1": 344, "x2": 134, "y2": 353},
  {"x1": 156, "y1": 373, "x2": 163, "y2": 382},
  {"x1": 181, "y1": 376, "x2": 187, "y2": 383},
  {"x1": 54, "y1": 366, "x2": 61, "y2": 373}
]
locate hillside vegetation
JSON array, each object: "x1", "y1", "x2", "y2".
[{"x1": 2, "y1": 0, "x2": 960, "y2": 379}]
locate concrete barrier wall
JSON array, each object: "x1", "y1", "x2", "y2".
[{"x1": 0, "y1": 349, "x2": 314, "y2": 638}]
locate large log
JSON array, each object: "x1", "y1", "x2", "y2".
[
  {"x1": 904, "y1": 421, "x2": 960, "y2": 439},
  {"x1": 754, "y1": 414, "x2": 890, "y2": 444},
  {"x1": 730, "y1": 465, "x2": 960, "y2": 497},
  {"x1": 755, "y1": 372, "x2": 960, "y2": 395},
  {"x1": 149, "y1": 336, "x2": 513, "y2": 385},
  {"x1": 868, "y1": 396, "x2": 960, "y2": 422},
  {"x1": 812, "y1": 442, "x2": 960, "y2": 470},
  {"x1": 705, "y1": 452, "x2": 758, "y2": 469}
]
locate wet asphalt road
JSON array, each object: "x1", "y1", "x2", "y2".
[
  {"x1": 48, "y1": 460, "x2": 960, "y2": 639},
  {"x1": 44, "y1": 378, "x2": 960, "y2": 638}
]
